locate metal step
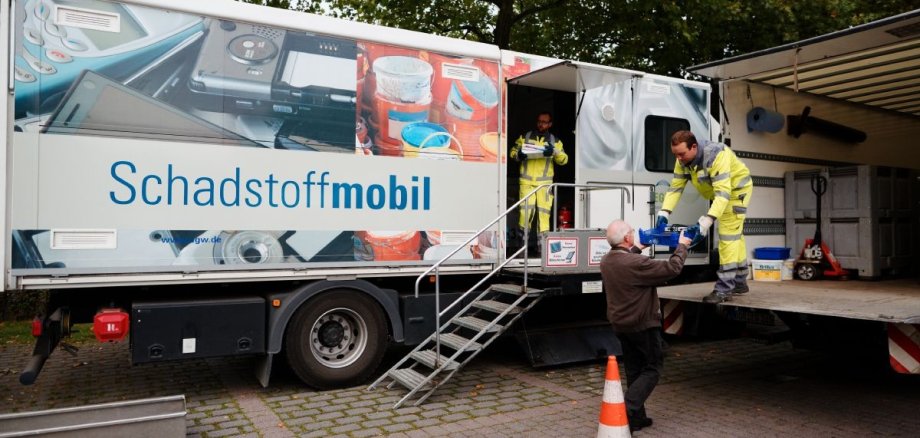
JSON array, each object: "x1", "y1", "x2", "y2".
[
  {"x1": 453, "y1": 316, "x2": 502, "y2": 332},
  {"x1": 472, "y1": 299, "x2": 521, "y2": 314},
  {"x1": 389, "y1": 368, "x2": 432, "y2": 391},
  {"x1": 439, "y1": 333, "x2": 482, "y2": 352},
  {"x1": 491, "y1": 283, "x2": 542, "y2": 295},
  {"x1": 410, "y1": 350, "x2": 460, "y2": 370}
]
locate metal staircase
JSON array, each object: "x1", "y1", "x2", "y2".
[
  {"x1": 367, "y1": 282, "x2": 544, "y2": 408},
  {"x1": 367, "y1": 182, "x2": 630, "y2": 408}
]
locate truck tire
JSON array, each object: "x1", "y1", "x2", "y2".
[{"x1": 285, "y1": 291, "x2": 388, "y2": 389}]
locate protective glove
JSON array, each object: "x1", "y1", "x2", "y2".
[
  {"x1": 687, "y1": 216, "x2": 714, "y2": 248},
  {"x1": 516, "y1": 151, "x2": 527, "y2": 162},
  {"x1": 684, "y1": 225, "x2": 704, "y2": 248},
  {"x1": 655, "y1": 211, "x2": 669, "y2": 232},
  {"x1": 697, "y1": 215, "x2": 714, "y2": 236},
  {"x1": 543, "y1": 145, "x2": 554, "y2": 157}
]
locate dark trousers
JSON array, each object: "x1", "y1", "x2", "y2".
[{"x1": 616, "y1": 328, "x2": 664, "y2": 419}]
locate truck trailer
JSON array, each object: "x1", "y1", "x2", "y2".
[{"x1": 2, "y1": 0, "x2": 717, "y2": 396}]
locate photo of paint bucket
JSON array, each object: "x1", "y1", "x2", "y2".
[
  {"x1": 445, "y1": 112, "x2": 486, "y2": 160},
  {"x1": 373, "y1": 94, "x2": 431, "y2": 142},
  {"x1": 353, "y1": 230, "x2": 422, "y2": 261},
  {"x1": 479, "y1": 132, "x2": 504, "y2": 163},
  {"x1": 373, "y1": 56, "x2": 433, "y2": 103},
  {"x1": 401, "y1": 122, "x2": 462, "y2": 160},
  {"x1": 445, "y1": 74, "x2": 498, "y2": 121},
  {"x1": 423, "y1": 244, "x2": 473, "y2": 261}
]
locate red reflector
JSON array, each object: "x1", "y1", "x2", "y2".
[
  {"x1": 32, "y1": 317, "x2": 42, "y2": 337},
  {"x1": 93, "y1": 308, "x2": 129, "y2": 342}
]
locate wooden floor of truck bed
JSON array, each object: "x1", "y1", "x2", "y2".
[{"x1": 658, "y1": 278, "x2": 920, "y2": 324}]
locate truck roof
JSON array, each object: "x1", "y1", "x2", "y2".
[{"x1": 688, "y1": 9, "x2": 920, "y2": 119}]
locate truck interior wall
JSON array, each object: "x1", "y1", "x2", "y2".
[
  {"x1": 722, "y1": 82, "x2": 920, "y2": 170},
  {"x1": 506, "y1": 85, "x2": 577, "y2": 232}
]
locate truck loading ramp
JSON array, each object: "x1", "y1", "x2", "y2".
[{"x1": 658, "y1": 279, "x2": 920, "y2": 324}]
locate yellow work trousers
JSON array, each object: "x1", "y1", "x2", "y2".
[
  {"x1": 519, "y1": 181, "x2": 553, "y2": 233},
  {"x1": 714, "y1": 188, "x2": 753, "y2": 295}
]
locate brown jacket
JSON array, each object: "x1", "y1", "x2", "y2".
[{"x1": 601, "y1": 244, "x2": 688, "y2": 332}]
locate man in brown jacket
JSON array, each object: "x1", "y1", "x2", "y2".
[{"x1": 600, "y1": 219, "x2": 690, "y2": 432}]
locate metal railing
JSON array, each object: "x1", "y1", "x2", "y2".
[{"x1": 412, "y1": 182, "x2": 631, "y2": 364}]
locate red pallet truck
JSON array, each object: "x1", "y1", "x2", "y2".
[{"x1": 794, "y1": 174, "x2": 848, "y2": 280}]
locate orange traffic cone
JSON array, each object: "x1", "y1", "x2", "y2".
[{"x1": 597, "y1": 355, "x2": 631, "y2": 437}]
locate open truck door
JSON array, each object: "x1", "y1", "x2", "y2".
[{"x1": 508, "y1": 60, "x2": 712, "y2": 262}]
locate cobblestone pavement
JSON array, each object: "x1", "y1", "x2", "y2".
[{"x1": 2, "y1": 336, "x2": 919, "y2": 437}]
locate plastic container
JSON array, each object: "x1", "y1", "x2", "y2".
[
  {"x1": 753, "y1": 247, "x2": 791, "y2": 260},
  {"x1": 782, "y1": 258, "x2": 795, "y2": 280},
  {"x1": 353, "y1": 231, "x2": 421, "y2": 261},
  {"x1": 638, "y1": 226, "x2": 698, "y2": 247},
  {"x1": 752, "y1": 259, "x2": 783, "y2": 281},
  {"x1": 373, "y1": 56, "x2": 433, "y2": 103}
]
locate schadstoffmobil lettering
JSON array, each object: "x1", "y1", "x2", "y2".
[{"x1": 108, "y1": 161, "x2": 431, "y2": 210}]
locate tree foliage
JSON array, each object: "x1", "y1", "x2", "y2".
[{"x1": 241, "y1": 0, "x2": 916, "y2": 77}]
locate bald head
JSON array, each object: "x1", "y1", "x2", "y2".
[{"x1": 606, "y1": 220, "x2": 632, "y2": 247}]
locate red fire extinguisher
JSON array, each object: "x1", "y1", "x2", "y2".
[{"x1": 558, "y1": 205, "x2": 572, "y2": 229}]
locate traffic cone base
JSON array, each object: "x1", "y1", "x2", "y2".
[{"x1": 597, "y1": 356, "x2": 630, "y2": 438}]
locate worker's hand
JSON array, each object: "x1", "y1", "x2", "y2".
[
  {"x1": 684, "y1": 225, "x2": 705, "y2": 248},
  {"x1": 517, "y1": 152, "x2": 527, "y2": 162},
  {"x1": 655, "y1": 211, "x2": 669, "y2": 231},
  {"x1": 697, "y1": 215, "x2": 714, "y2": 236},
  {"x1": 543, "y1": 145, "x2": 554, "y2": 157},
  {"x1": 677, "y1": 229, "x2": 692, "y2": 247}
]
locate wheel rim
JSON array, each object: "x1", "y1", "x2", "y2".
[
  {"x1": 797, "y1": 264, "x2": 816, "y2": 280},
  {"x1": 309, "y1": 307, "x2": 368, "y2": 369}
]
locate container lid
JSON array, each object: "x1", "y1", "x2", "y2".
[{"x1": 402, "y1": 122, "x2": 450, "y2": 147}]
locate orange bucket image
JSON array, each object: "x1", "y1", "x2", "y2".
[
  {"x1": 479, "y1": 132, "x2": 505, "y2": 163},
  {"x1": 446, "y1": 112, "x2": 487, "y2": 161},
  {"x1": 372, "y1": 94, "x2": 431, "y2": 142},
  {"x1": 354, "y1": 231, "x2": 422, "y2": 261}
]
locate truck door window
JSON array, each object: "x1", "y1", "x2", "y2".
[{"x1": 644, "y1": 116, "x2": 690, "y2": 173}]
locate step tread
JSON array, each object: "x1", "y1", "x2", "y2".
[
  {"x1": 472, "y1": 299, "x2": 521, "y2": 314},
  {"x1": 438, "y1": 333, "x2": 482, "y2": 352},
  {"x1": 453, "y1": 316, "x2": 503, "y2": 332},
  {"x1": 491, "y1": 283, "x2": 543, "y2": 295},
  {"x1": 389, "y1": 368, "x2": 433, "y2": 390},
  {"x1": 411, "y1": 349, "x2": 460, "y2": 370}
]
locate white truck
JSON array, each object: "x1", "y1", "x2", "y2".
[
  {"x1": 2, "y1": 0, "x2": 716, "y2": 392},
  {"x1": 658, "y1": 10, "x2": 920, "y2": 374}
]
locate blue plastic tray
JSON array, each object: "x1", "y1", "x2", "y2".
[
  {"x1": 638, "y1": 226, "x2": 697, "y2": 247},
  {"x1": 753, "y1": 247, "x2": 791, "y2": 260}
]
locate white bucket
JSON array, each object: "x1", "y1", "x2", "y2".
[
  {"x1": 752, "y1": 259, "x2": 783, "y2": 282},
  {"x1": 782, "y1": 259, "x2": 795, "y2": 280},
  {"x1": 423, "y1": 244, "x2": 472, "y2": 261},
  {"x1": 373, "y1": 56, "x2": 433, "y2": 103}
]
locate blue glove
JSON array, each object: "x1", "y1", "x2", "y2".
[
  {"x1": 655, "y1": 214, "x2": 669, "y2": 232},
  {"x1": 685, "y1": 225, "x2": 705, "y2": 248},
  {"x1": 516, "y1": 151, "x2": 527, "y2": 162},
  {"x1": 543, "y1": 145, "x2": 554, "y2": 157}
]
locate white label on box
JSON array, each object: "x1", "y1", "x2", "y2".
[
  {"x1": 182, "y1": 338, "x2": 197, "y2": 354},
  {"x1": 589, "y1": 237, "x2": 610, "y2": 265},
  {"x1": 545, "y1": 237, "x2": 578, "y2": 267},
  {"x1": 582, "y1": 280, "x2": 603, "y2": 294}
]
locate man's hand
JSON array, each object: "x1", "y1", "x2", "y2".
[
  {"x1": 677, "y1": 229, "x2": 692, "y2": 247},
  {"x1": 543, "y1": 145, "x2": 554, "y2": 157},
  {"x1": 517, "y1": 152, "x2": 527, "y2": 162},
  {"x1": 655, "y1": 211, "x2": 669, "y2": 231}
]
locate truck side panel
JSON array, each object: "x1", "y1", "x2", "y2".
[{"x1": 9, "y1": 1, "x2": 504, "y2": 284}]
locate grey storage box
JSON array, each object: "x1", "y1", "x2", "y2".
[{"x1": 784, "y1": 165, "x2": 919, "y2": 278}]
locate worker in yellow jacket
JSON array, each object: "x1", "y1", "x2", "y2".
[
  {"x1": 510, "y1": 112, "x2": 568, "y2": 252},
  {"x1": 657, "y1": 130, "x2": 753, "y2": 304}
]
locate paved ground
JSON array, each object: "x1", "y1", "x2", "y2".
[{"x1": 1, "y1": 335, "x2": 919, "y2": 437}]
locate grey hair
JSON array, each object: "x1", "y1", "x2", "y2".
[{"x1": 606, "y1": 220, "x2": 631, "y2": 246}]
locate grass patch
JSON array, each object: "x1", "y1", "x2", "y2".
[{"x1": 0, "y1": 321, "x2": 97, "y2": 345}]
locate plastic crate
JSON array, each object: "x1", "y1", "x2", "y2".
[
  {"x1": 638, "y1": 226, "x2": 697, "y2": 247},
  {"x1": 753, "y1": 247, "x2": 791, "y2": 260}
]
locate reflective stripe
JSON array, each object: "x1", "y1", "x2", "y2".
[
  {"x1": 674, "y1": 173, "x2": 690, "y2": 179},
  {"x1": 698, "y1": 175, "x2": 711, "y2": 183},
  {"x1": 717, "y1": 270, "x2": 736, "y2": 279},
  {"x1": 521, "y1": 175, "x2": 553, "y2": 182},
  {"x1": 720, "y1": 262, "x2": 739, "y2": 270},
  {"x1": 542, "y1": 158, "x2": 552, "y2": 178},
  {"x1": 715, "y1": 191, "x2": 730, "y2": 199},
  {"x1": 712, "y1": 173, "x2": 730, "y2": 182},
  {"x1": 668, "y1": 187, "x2": 684, "y2": 194},
  {"x1": 719, "y1": 232, "x2": 743, "y2": 241},
  {"x1": 537, "y1": 207, "x2": 552, "y2": 214},
  {"x1": 735, "y1": 176, "x2": 752, "y2": 189},
  {"x1": 732, "y1": 205, "x2": 747, "y2": 214}
]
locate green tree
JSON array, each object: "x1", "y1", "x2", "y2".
[{"x1": 241, "y1": 0, "x2": 917, "y2": 77}]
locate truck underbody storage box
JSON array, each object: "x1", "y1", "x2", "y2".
[{"x1": 131, "y1": 297, "x2": 265, "y2": 363}]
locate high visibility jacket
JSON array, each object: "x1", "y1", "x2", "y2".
[
  {"x1": 510, "y1": 131, "x2": 568, "y2": 183},
  {"x1": 661, "y1": 139, "x2": 751, "y2": 219}
]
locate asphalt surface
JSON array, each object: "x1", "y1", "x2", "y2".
[{"x1": 1, "y1": 334, "x2": 919, "y2": 437}]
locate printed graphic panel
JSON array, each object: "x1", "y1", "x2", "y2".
[{"x1": 11, "y1": 0, "x2": 502, "y2": 271}]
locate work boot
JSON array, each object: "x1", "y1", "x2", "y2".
[
  {"x1": 732, "y1": 283, "x2": 750, "y2": 295},
  {"x1": 702, "y1": 291, "x2": 732, "y2": 304},
  {"x1": 628, "y1": 416, "x2": 653, "y2": 432}
]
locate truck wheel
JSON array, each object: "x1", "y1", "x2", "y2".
[
  {"x1": 795, "y1": 263, "x2": 818, "y2": 281},
  {"x1": 285, "y1": 291, "x2": 388, "y2": 389}
]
